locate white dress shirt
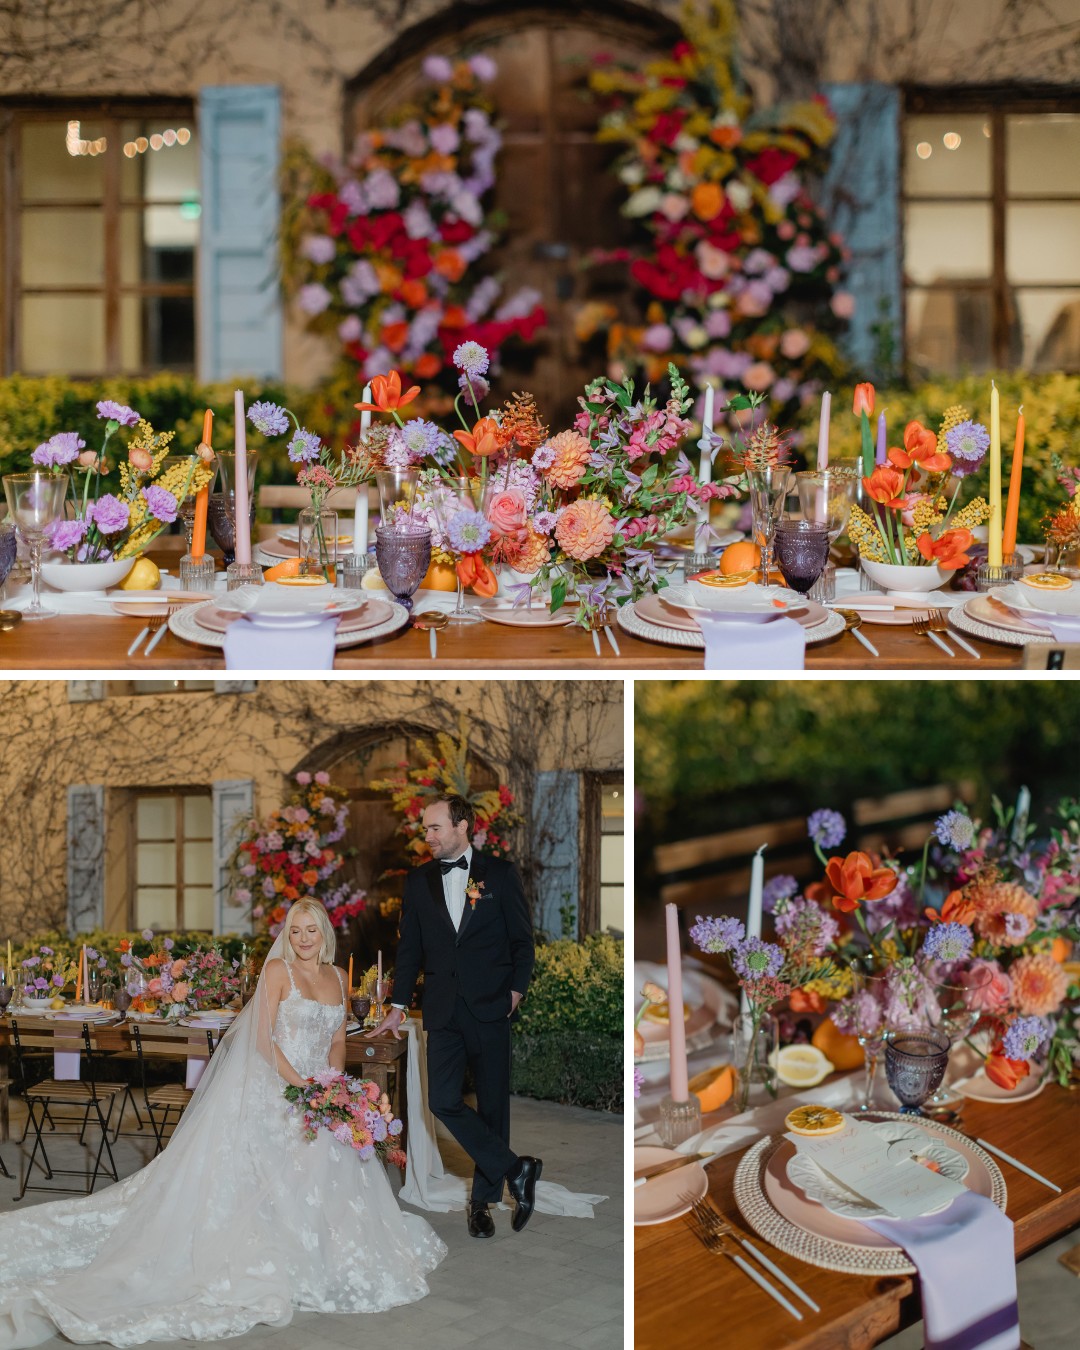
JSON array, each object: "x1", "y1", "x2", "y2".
[{"x1": 440, "y1": 845, "x2": 473, "y2": 931}]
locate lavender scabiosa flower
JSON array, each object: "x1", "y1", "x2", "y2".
[
  {"x1": 934, "y1": 809, "x2": 975, "y2": 851},
  {"x1": 458, "y1": 371, "x2": 490, "y2": 402},
  {"x1": 763, "y1": 875, "x2": 799, "y2": 913},
  {"x1": 453, "y1": 341, "x2": 490, "y2": 379},
  {"x1": 447, "y1": 508, "x2": 491, "y2": 554},
  {"x1": 142, "y1": 485, "x2": 178, "y2": 523},
  {"x1": 96, "y1": 400, "x2": 140, "y2": 426},
  {"x1": 920, "y1": 921, "x2": 974, "y2": 964},
  {"x1": 287, "y1": 428, "x2": 322, "y2": 464},
  {"x1": 397, "y1": 419, "x2": 444, "y2": 462},
  {"x1": 688, "y1": 914, "x2": 745, "y2": 954},
  {"x1": 732, "y1": 937, "x2": 785, "y2": 983},
  {"x1": 247, "y1": 401, "x2": 290, "y2": 437},
  {"x1": 1002, "y1": 1016, "x2": 1048, "y2": 1062},
  {"x1": 945, "y1": 421, "x2": 990, "y2": 477},
  {"x1": 32, "y1": 432, "x2": 85, "y2": 468},
  {"x1": 808, "y1": 808, "x2": 846, "y2": 850}
]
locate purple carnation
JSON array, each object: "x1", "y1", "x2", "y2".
[
  {"x1": 732, "y1": 937, "x2": 785, "y2": 982},
  {"x1": 300, "y1": 234, "x2": 337, "y2": 266},
  {"x1": 945, "y1": 421, "x2": 990, "y2": 478},
  {"x1": 1002, "y1": 1016, "x2": 1048, "y2": 1062},
  {"x1": 808, "y1": 808, "x2": 846, "y2": 850},
  {"x1": 32, "y1": 431, "x2": 85, "y2": 467},
  {"x1": 89, "y1": 493, "x2": 130, "y2": 535},
  {"x1": 297, "y1": 283, "x2": 332, "y2": 316},
  {"x1": 688, "y1": 914, "x2": 745, "y2": 954},
  {"x1": 287, "y1": 428, "x2": 321, "y2": 464},
  {"x1": 48, "y1": 518, "x2": 89, "y2": 551},
  {"x1": 248, "y1": 401, "x2": 290, "y2": 437},
  {"x1": 96, "y1": 400, "x2": 140, "y2": 426},
  {"x1": 920, "y1": 922, "x2": 974, "y2": 963},
  {"x1": 533, "y1": 509, "x2": 558, "y2": 535},
  {"x1": 143, "y1": 485, "x2": 178, "y2": 523}
]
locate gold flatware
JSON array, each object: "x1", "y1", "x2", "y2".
[
  {"x1": 412, "y1": 609, "x2": 448, "y2": 659},
  {"x1": 928, "y1": 607, "x2": 980, "y2": 659},
  {"x1": 143, "y1": 606, "x2": 180, "y2": 655},
  {"x1": 683, "y1": 1197, "x2": 803, "y2": 1319},
  {"x1": 0, "y1": 610, "x2": 22, "y2": 632},
  {"x1": 912, "y1": 612, "x2": 955, "y2": 657},
  {"x1": 835, "y1": 608, "x2": 879, "y2": 657},
  {"x1": 634, "y1": 1151, "x2": 715, "y2": 1182},
  {"x1": 689, "y1": 1198, "x2": 820, "y2": 1312}
]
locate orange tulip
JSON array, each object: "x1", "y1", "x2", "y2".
[
  {"x1": 455, "y1": 554, "x2": 498, "y2": 596},
  {"x1": 354, "y1": 371, "x2": 421, "y2": 414},
  {"x1": 824, "y1": 851, "x2": 898, "y2": 914},
  {"x1": 788, "y1": 988, "x2": 827, "y2": 1014},
  {"x1": 381, "y1": 321, "x2": 410, "y2": 353},
  {"x1": 398, "y1": 278, "x2": 428, "y2": 308},
  {"x1": 985, "y1": 1049, "x2": 1030, "y2": 1091},
  {"x1": 862, "y1": 464, "x2": 906, "y2": 508},
  {"x1": 414, "y1": 352, "x2": 442, "y2": 379},
  {"x1": 916, "y1": 527, "x2": 974, "y2": 571},
  {"x1": 852, "y1": 383, "x2": 875, "y2": 418},
  {"x1": 888, "y1": 419, "x2": 952, "y2": 473},
  {"x1": 928, "y1": 888, "x2": 977, "y2": 926},
  {"x1": 452, "y1": 417, "x2": 503, "y2": 458}
]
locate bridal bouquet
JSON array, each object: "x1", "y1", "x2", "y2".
[{"x1": 283, "y1": 1070, "x2": 406, "y2": 1167}]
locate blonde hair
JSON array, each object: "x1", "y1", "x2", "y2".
[{"x1": 283, "y1": 898, "x2": 336, "y2": 965}]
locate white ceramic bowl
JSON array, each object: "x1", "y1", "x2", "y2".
[
  {"x1": 41, "y1": 556, "x2": 135, "y2": 591},
  {"x1": 859, "y1": 558, "x2": 948, "y2": 595}
]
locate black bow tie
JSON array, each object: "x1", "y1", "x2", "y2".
[{"x1": 439, "y1": 857, "x2": 468, "y2": 874}]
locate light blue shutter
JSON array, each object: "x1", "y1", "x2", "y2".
[
  {"x1": 531, "y1": 771, "x2": 579, "y2": 939},
  {"x1": 68, "y1": 785, "x2": 105, "y2": 934},
  {"x1": 822, "y1": 83, "x2": 901, "y2": 376},
  {"x1": 213, "y1": 778, "x2": 255, "y2": 935},
  {"x1": 198, "y1": 85, "x2": 283, "y2": 381}
]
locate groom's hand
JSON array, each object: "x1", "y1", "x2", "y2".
[
  {"x1": 508, "y1": 991, "x2": 522, "y2": 1018},
  {"x1": 366, "y1": 1006, "x2": 405, "y2": 1041}
]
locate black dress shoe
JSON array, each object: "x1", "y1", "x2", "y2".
[
  {"x1": 506, "y1": 1156, "x2": 542, "y2": 1232},
  {"x1": 468, "y1": 1203, "x2": 495, "y2": 1239}
]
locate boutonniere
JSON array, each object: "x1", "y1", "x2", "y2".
[{"x1": 466, "y1": 877, "x2": 485, "y2": 910}]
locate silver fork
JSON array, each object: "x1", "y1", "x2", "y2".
[
  {"x1": 689, "y1": 1199, "x2": 819, "y2": 1312},
  {"x1": 683, "y1": 1195, "x2": 803, "y2": 1319},
  {"x1": 928, "y1": 607, "x2": 981, "y2": 659},
  {"x1": 912, "y1": 612, "x2": 955, "y2": 657}
]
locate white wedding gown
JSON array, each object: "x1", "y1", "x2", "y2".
[{"x1": 0, "y1": 962, "x2": 447, "y2": 1347}]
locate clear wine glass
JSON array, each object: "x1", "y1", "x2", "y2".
[
  {"x1": 745, "y1": 466, "x2": 793, "y2": 585},
  {"x1": 3, "y1": 472, "x2": 71, "y2": 619},
  {"x1": 162, "y1": 454, "x2": 218, "y2": 550},
  {"x1": 774, "y1": 520, "x2": 831, "y2": 595},
  {"x1": 0, "y1": 520, "x2": 17, "y2": 598},
  {"x1": 921, "y1": 963, "x2": 993, "y2": 1111},
  {"x1": 428, "y1": 477, "x2": 484, "y2": 625},
  {"x1": 848, "y1": 957, "x2": 890, "y2": 1113}
]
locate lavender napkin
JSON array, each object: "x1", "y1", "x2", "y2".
[
  {"x1": 864, "y1": 1192, "x2": 1019, "y2": 1350},
  {"x1": 695, "y1": 612, "x2": 806, "y2": 670},
  {"x1": 223, "y1": 615, "x2": 340, "y2": 670}
]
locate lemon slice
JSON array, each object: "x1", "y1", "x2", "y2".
[
  {"x1": 771, "y1": 1045, "x2": 835, "y2": 1089},
  {"x1": 641, "y1": 1001, "x2": 692, "y2": 1024},
  {"x1": 784, "y1": 1104, "x2": 846, "y2": 1136},
  {"x1": 361, "y1": 569, "x2": 388, "y2": 591},
  {"x1": 1020, "y1": 572, "x2": 1073, "y2": 590}
]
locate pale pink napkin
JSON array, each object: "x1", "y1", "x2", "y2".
[
  {"x1": 53, "y1": 1051, "x2": 81, "y2": 1080},
  {"x1": 864, "y1": 1192, "x2": 1019, "y2": 1350},
  {"x1": 223, "y1": 615, "x2": 340, "y2": 670},
  {"x1": 695, "y1": 612, "x2": 806, "y2": 670}
]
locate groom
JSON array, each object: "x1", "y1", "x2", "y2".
[{"x1": 369, "y1": 794, "x2": 541, "y2": 1238}]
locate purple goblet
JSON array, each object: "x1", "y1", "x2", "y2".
[
  {"x1": 208, "y1": 491, "x2": 257, "y2": 567},
  {"x1": 774, "y1": 520, "x2": 830, "y2": 595},
  {"x1": 375, "y1": 524, "x2": 431, "y2": 612}
]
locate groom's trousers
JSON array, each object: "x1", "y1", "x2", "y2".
[{"x1": 426, "y1": 995, "x2": 518, "y2": 1205}]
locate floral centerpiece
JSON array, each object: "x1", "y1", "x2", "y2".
[
  {"x1": 847, "y1": 387, "x2": 991, "y2": 572},
  {"x1": 580, "y1": 0, "x2": 849, "y2": 421},
  {"x1": 119, "y1": 930, "x2": 241, "y2": 1019},
  {"x1": 32, "y1": 400, "x2": 213, "y2": 563},
  {"x1": 1042, "y1": 452, "x2": 1080, "y2": 566},
  {"x1": 283, "y1": 1070, "x2": 406, "y2": 1166},
  {"x1": 368, "y1": 717, "x2": 520, "y2": 865},
  {"x1": 231, "y1": 771, "x2": 366, "y2": 939},
  {"x1": 18, "y1": 944, "x2": 81, "y2": 1003},
  {"x1": 281, "y1": 52, "x2": 544, "y2": 401}
]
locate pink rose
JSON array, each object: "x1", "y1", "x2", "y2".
[
  {"x1": 78, "y1": 450, "x2": 101, "y2": 470},
  {"x1": 485, "y1": 488, "x2": 528, "y2": 540},
  {"x1": 171, "y1": 981, "x2": 190, "y2": 1003},
  {"x1": 147, "y1": 978, "x2": 163, "y2": 995},
  {"x1": 779, "y1": 329, "x2": 811, "y2": 360},
  {"x1": 959, "y1": 959, "x2": 1011, "y2": 1013},
  {"x1": 831, "y1": 291, "x2": 856, "y2": 319}
]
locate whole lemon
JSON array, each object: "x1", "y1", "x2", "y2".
[
  {"x1": 50, "y1": 997, "x2": 66, "y2": 1010},
  {"x1": 119, "y1": 557, "x2": 161, "y2": 591}
]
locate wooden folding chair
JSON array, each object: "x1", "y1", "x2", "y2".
[
  {"x1": 9, "y1": 1018, "x2": 127, "y2": 1200},
  {"x1": 131, "y1": 1024, "x2": 217, "y2": 1154}
]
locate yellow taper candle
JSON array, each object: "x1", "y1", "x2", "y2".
[
  {"x1": 988, "y1": 381, "x2": 1002, "y2": 566},
  {"x1": 1002, "y1": 406, "x2": 1024, "y2": 559},
  {"x1": 75, "y1": 943, "x2": 85, "y2": 1002}
]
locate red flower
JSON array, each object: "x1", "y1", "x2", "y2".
[
  {"x1": 984, "y1": 1047, "x2": 1030, "y2": 1091},
  {"x1": 824, "y1": 851, "x2": 898, "y2": 913},
  {"x1": 745, "y1": 148, "x2": 798, "y2": 186},
  {"x1": 852, "y1": 383, "x2": 875, "y2": 418},
  {"x1": 916, "y1": 527, "x2": 974, "y2": 571}
]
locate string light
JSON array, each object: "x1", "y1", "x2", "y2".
[
  {"x1": 114, "y1": 128, "x2": 196, "y2": 158},
  {"x1": 916, "y1": 141, "x2": 932, "y2": 160},
  {"x1": 943, "y1": 131, "x2": 961, "y2": 150},
  {"x1": 65, "y1": 120, "x2": 107, "y2": 156}
]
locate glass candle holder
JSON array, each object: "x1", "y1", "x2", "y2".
[
  {"x1": 179, "y1": 554, "x2": 217, "y2": 591},
  {"x1": 226, "y1": 561, "x2": 265, "y2": 591},
  {"x1": 656, "y1": 1094, "x2": 702, "y2": 1149},
  {"x1": 976, "y1": 555, "x2": 1024, "y2": 590},
  {"x1": 337, "y1": 555, "x2": 373, "y2": 590}
]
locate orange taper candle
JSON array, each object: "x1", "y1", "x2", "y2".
[
  {"x1": 1002, "y1": 405, "x2": 1024, "y2": 559},
  {"x1": 191, "y1": 409, "x2": 213, "y2": 562}
]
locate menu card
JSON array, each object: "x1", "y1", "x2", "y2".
[{"x1": 785, "y1": 1118, "x2": 968, "y2": 1219}]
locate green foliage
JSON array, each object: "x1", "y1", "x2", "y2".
[
  {"x1": 636, "y1": 680, "x2": 1080, "y2": 842},
  {"x1": 793, "y1": 373, "x2": 1080, "y2": 543},
  {"x1": 511, "y1": 1031, "x2": 622, "y2": 1112}
]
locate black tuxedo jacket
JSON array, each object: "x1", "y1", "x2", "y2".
[{"x1": 392, "y1": 851, "x2": 535, "y2": 1030}]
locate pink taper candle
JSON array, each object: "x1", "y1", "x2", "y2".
[
  {"x1": 664, "y1": 903, "x2": 689, "y2": 1102},
  {"x1": 816, "y1": 391, "x2": 831, "y2": 471},
  {"x1": 875, "y1": 411, "x2": 887, "y2": 465},
  {"x1": 232, "y1": 390, "x2": 252, "y2": 566}
]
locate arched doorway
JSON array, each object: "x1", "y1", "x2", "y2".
[
  {"x1": 346, "y1": 1, "x2": 678, "y2": 424},
  {"x1": 292, "y1": 723, "x2": 503, "y2": 971}
]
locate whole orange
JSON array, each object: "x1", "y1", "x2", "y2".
[
  {"x1": 811, "y1": 1017, "x2": 864, "y2": 1072},
  {"x1": 719, "y1": 540, "x2": 759, "y2": 575}
]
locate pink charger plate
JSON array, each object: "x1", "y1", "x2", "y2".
[
  {"x1": 963, "y1": 595, "x2": 1046, "y2": 638},
  {"x1": 194, "y1": 596, "x2": 392, "y2": 635},
  {"x1": 635, "y1": 591, "x2": 825, "y2": 633},
  {"x1": 763, "y1": 1118, "x2": 996, "y2": 1253}
]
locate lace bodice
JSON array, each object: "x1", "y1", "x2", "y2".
[{"x1": 273, "y1": 962, "x2": 346, "y2": 1080}]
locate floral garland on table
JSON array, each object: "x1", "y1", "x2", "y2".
[
  {"x1": 31, "y1": 401, "x2": 213, "y2": 562},
  {"x1": 231, "y1": 771, "x2": 366, "y2": 938},
  {"x1": 847, "y1": 385, "x2": 991, "y2": 570},
  {"x1": 367, "y1": 717, "x2": 520, "y2": 866},
  {"x1": 580, "y1": 0, "x2": 850, "y2": 423},
  {"x1": 119, "y1": 931, "x2": 241, "y2": 1019},
  {"x1": 281, "y1": 52, "x2": 545, "y2": 400}
]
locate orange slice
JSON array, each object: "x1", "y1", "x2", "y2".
[
  {"x1": 688, "y1": 1063, "x2": 735, "y2": 1112},
  {"x1": 641, "y1": 1000, "x2": 692, "y2": 1024},
  {"x1": 694, "y1": 569, "x2": 753, "y2": 588},
  {"x1": 275, "y1": 573, "x2": 329, "y2": 587},
  {"x1": 1020, "y1": 572, "x2": 1073, "y2": 590},
  {"x1": 784, "y1": 1104, "x2": 846, "y2": 1136}
]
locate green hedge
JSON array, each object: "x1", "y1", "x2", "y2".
[{"x1": 511, "y1": 1030, "x2": 622, "y2": 1112}]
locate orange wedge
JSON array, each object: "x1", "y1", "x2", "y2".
[
  {"x1": 688, "y1": 1063, "x2": 735, "y2": 1112},
  {"x1": 264, "y1": 557, "x2": 302, "y2": 582}
]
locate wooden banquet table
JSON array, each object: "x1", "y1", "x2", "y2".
[
  {"x1": 0, "y1": 539, "x2": 1032, "y2": 670},
  {"x1": 635, "y1": 1083, "x2": 1080, "y2": 1350}
]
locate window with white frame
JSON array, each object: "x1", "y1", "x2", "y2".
[{"x1": 131, "y1": 791, "x2": 214, "y2": 931}]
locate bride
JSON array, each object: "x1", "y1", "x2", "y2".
[{"x1": 0, "y1": 898, "x2": 447, "y2": 1348}]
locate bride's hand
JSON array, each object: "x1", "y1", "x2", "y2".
[{"x1": 365, "y1": 1007, "x2": 405, "y2": 1041}]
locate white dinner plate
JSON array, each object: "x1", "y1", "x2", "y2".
[
  {"x1": 954, "y1": 1065, "x2": 1048, "y2": 1104},
  {"x1": 662, "y1": 581, "x2": 802, "y2": 621},
  {"x1": 476, "y1": 599, "x2": 575, "y2": 627},
  {"x1": 994, "y1": 578, "x2": 1080, "y2": 616},
  {"x1": 634, "y1": 1146, "x2": 708, "y2": 1226},
  {"x1": 635, "y1": 591, "x2": 823, "y2": 633}
]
